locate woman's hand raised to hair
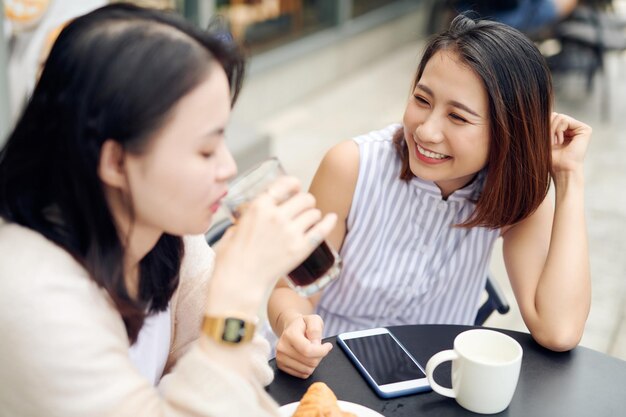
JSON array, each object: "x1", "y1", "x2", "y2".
[
  {"x1": 207, "y1": 176, "x2": 337, "y2": 316},
  {"x1": 550, "y1": 113, "x2": 592, "y2": 176}
]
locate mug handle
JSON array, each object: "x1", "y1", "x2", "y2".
[{"x1": 425, "y1": 350, "x2": 458, "y2": 398}]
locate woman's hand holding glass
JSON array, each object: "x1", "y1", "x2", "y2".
[{"x1": 206, "y1": 176, "x2": 337, "y2": 316}]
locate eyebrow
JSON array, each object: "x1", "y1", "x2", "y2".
[
  {"x1": 416, "y1": 83, "x2": 481, "y2": 118},
  {"x1": 201, "y1": 127, "x2": 226, "y2": 140}
]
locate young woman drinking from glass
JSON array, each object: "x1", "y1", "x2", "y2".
[{"x1": 0, "y1": 4, "x2": 335, "y2": 416}]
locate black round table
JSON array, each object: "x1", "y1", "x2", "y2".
[{"x1": 267, "y1": 325, "x2": 626, "y2": 416}]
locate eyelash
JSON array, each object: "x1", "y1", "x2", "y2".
[
  {"x1": 414, "y1": 95, "x2": 429, "y2": 105},
  {"x1": 414, "y1": 95, "x2": 468, "y2": 123},
  {"x1": 200, "y1": 151, "x2": 214, "y2": 159},
  {"x1": 450, "y1": 114, "x2": 468, "y2": 123}
]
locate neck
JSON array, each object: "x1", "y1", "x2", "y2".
[
  {"x1": 123, "y1": 226, "x2": 161, "y2": 300},
  {"x1": 105, "y1": 188, "x2": 162, "y2": 300},
  {"x1": 435, "y1": 172, "x2": 481, "y2": 200}
]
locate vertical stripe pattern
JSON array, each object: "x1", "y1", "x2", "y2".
[{"x1": 317, "y1": 124, "x2": 500, "y2": 338}]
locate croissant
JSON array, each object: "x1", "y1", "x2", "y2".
[{"x1": 291, "y1": 382, "x2": 356, "y2": 417}]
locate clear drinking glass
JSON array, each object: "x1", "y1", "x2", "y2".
[{"x1": 222, "y1": 158, "x2": 342, "y2": 296}]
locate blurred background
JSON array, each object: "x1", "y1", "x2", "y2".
[{"x1": 2, "y1": 0, "x2": 625, "y2": 360}]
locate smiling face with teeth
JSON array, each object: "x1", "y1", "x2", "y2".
[{"x1": 402, "y1": 49, "x2": 490, "y2": 199}]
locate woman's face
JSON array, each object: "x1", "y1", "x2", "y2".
[
  {"x1": 402, "y1": 49, "x2": 490, "y2": 198},
  {"x1": 123, "y1": 66, "x2": 237, "y2": 237}
]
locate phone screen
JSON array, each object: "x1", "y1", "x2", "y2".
[{"x1": 342, "y1": 333, "x2": 426, "y2": 385}]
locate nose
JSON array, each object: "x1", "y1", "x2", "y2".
[
  {"x1": 415, "y1": 114, "x2": 445, "y2": 144},
  {"x1": 216, "y1": 143, "x2": 238, "y2": 182}
]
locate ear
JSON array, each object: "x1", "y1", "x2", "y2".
[{"x1": 98, "y1": 139, "x2": 127, "y2": 189}]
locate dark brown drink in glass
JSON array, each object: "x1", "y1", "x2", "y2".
[
  {"x1": 222, "y1": 158, "x2": 341, "y2": 296},
  {"x1": 288, "y1": 241, "x2": 336, "y2": 286}
]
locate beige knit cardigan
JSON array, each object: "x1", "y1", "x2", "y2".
[{"x1": 0, "y1": 219, "x2": 280, "y2": 417}]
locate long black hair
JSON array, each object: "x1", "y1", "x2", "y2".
[{"x1": 0, "y1": 4, "x2": 245, "y2": 342}]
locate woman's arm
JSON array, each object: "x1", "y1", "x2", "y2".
[
  {"x1": 0, "y1": 176, "x2": 334, "y2": 417},
  {"x1": 268, "y1": 140, "x2": 360, "y2": 378},
  {"x1": 503, "y1": 113, "x2": 591, "y2": 351},
  {"x1": 162, "y1": 175, "x2": 337, "y2": 413},
  {"x1": 0, "y1": 237, "x2": 277, "y2": 417}
]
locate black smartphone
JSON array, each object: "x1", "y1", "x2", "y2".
[{"x1": 337, "y1": 327, "x2": 431, "y2": 398}]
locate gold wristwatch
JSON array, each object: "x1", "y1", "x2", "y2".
[{"x1": 202, "y1": 314, "x2": 257, "y2": 345}]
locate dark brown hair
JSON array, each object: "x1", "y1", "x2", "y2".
[
  {"x1": 393, "y1": 15, "x2": 552, "y2": 229},
  {"x1": 0, "y1": 4, "x2": 245, "y2": 342}
]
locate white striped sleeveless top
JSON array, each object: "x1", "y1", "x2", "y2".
[{"x1": 317, "y1": 124, "x2": 501, "y2": 338}]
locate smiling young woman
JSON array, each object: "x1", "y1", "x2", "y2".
[{"x1": 267, "y1": 15, "x2": 591, "y2": 380}]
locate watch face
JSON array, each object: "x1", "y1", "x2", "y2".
[{"x1": 223, "y1": 317, "x2": 246, "y2": 343}]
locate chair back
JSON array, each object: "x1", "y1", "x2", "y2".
[
  {"x1": 205, "y1": 217, "x2": 233, "y2": 246},
  {"x1": 475, "y1": 274, "x2": 510, "y2": 326}
]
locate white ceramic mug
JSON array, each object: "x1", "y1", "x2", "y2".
[{"x1": 425, "y1": 329, "x2": 523, "y2": 414}]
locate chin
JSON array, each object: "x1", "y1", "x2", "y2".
[
  {"x1": 408, "y1": 158, "x2": 436, "y2": 181},
  {"x1": 165, "y1": 219, "x2": 213, "y2": 237},
  {"x1": 194, "y1": 222, "x2": 214, "y2": 236}
]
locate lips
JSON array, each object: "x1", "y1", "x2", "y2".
[
  {"x1": 210, "y1": 202, "x2": 221, "y2": 213},
  {"x1": 411, "y1": 139, "x2": 452, "y2": 165},
  {"x1": 209, "y1": 191, "x2": 228, "y2": 213},
  {"x1": 416, "y1": 143, "x2": 450, "y2": 160}
]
